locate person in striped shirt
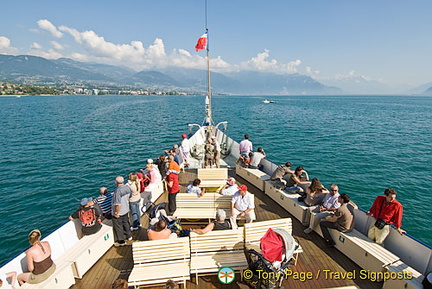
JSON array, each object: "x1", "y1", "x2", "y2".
[{"x1": 93, "y1": 186, "x2": 113, "y2": 220}]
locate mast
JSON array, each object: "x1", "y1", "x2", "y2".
[{"x1": 204, "y1": 28, "x2": 213, "y2": 126}]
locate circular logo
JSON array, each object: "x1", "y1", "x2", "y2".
[{"x1": 218, "y1": 267, "x2": 235, "y2": 284}]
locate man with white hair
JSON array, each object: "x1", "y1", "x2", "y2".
[
  {"x1": 112, "y1": 176, "x2": 132, "y2": 247},
  {"x1": 230, "y1": 185, "x2": 256, "y2": 229},
  {"x1": 192, "y1": 209, "x2": 232, "y2": 234}
]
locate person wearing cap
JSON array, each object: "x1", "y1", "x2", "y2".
[
  {"x1": 180, "y1": 134, "x2": 190, "y2": 168},
  {"x1": 18, "y1": 230, "x2": 56, "y2": 285},
  {"x1": 230, "y1": 184, "x2": 256, "y2": 229},
  {"x1": 69, "y1": 197, "x2": 102, "y2": 236},
  {"x1": 218, "y1": 177, "x2": 239, "y2": 196},
  {"x1": 211, "y1": 136, "x2": 221, "y2": 168}
]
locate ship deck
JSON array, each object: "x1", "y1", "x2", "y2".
[{"x1": 72, "y1": 168, "x2": 382, "y2": 289}]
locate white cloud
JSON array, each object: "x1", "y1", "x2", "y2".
[
  {"x1": 305, "y1": 66, "x2": 320, "y2": 75},
  {"x1": 29, "y1": 49, "x2": 63, "y2": 59},
  {"x1": 0, "y1": 36, "x2": 19, "y2": 54},
  {"x1": 31, "y1": 42, "x2": 42, "y2": 49},
  {"x1": 232, "y1": 50, "x2": 302, "y2": 74},
  {"x1": 30, "y1": 20, "x2": 305, "y2": 75},
  {"x1": 51, "y1": 41, "x2": 64, "y2": 50},
  {"x1": 37, "y1": 19, "x2": 63, "y2": 38}
]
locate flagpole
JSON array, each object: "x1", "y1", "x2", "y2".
[{"x1": 205, "y1": 28, "x2": 213, "y2": 126}]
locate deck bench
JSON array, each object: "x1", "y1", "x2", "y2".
[
  {"x1": 236, "y1": 164, "x2": 270, "y2": 191},
  {"x1": 19, "y1": 258, "x2": 75, "y2": 289},
  {"x1": 244, "y1": 218, "x2": 303, "y2": 265},
  {"x1": 264, "y1": 180, "x2": 309, "y2": 222},
  {"x1": 330, "y1": 228, "x2": 400, "y2": 274},
  {"x1": 382, "y1": 260, "x2": 424, "y2": 289},
  {"x1": 174, "y1": 193, "x2": 231, "y2": 220},
  {"x1": 61, "y1": 222, "x2": 114, "y2": 278},
  {"x1": 197, "y1": 168, "x2": 228, "y2": 188},
  {"x1": 189, "y1": 228, "x2": 248, "y2": 284},
  {"x1": 128, "y1": 237, "x2": 190, "y2": 288}
]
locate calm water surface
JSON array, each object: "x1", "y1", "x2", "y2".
[{"x1": 0, "y1": 94, "x2": 431, "y2": 265}]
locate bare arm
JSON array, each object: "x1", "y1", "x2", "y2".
[
  {"x1": 193, "y1": 222, "x2": 215, "y2": 235},
  {"x1": 6, "y1": 271, "x2": 17, "y2": 287},
  {"x1": 26, "y1": 251, "x2": 34, "y2": 272}
]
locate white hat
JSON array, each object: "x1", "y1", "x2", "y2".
[{"x1": 147, "y1": 158, "x2": 154, "y2": 164}]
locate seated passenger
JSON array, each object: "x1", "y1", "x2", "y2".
[
  {"x1": 304, "y1": 183, "x2": 340, "y2": 234},
  {"x1": 18, "y1": 230, "x2": 56, "y2": 285},
  {"x1": 300, "y1": 178, "x2": 328, "y2": 206},
  {"x1": 270, "y1": 162, "x2": 294, "y2": 182},
  {"x1": 69, "y1": 197, "x2": 102, "y2": 236},
  {"x1": 248, "y1": 147, "x2": 266, "y2": 169},
  {"x1": 147, "y1": 219, "x2": 173, "y2": 240},
  {"x1": 0, "y1": 271, "x2": 17, "y2": 289},
  {"x1": 217, "y1": 177, "x2": 239, "y2": 196},
  {"x1": 186, "y1": 178, "x2": 205, "y2": 196},
  {"x1": 230, "y1": 185, "x2": 256, "y2": 229},
  {"x1": 192, "y1": 209, "x2": 232, "y2": 234},
  {"x1": 235, "y1": 153, "x2": 250, "y2": 168},
  {"x1": 319, "y1": 193, "x2": 354, "y2": 247},
  {"x1": 284, "y1": 166, "x2": 311, "y2": 194}
]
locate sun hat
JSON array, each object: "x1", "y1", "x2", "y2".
[
  {"x1": 226, "y1": 177, "x2": 236, "y2": 186},
  {"x1": 147, "y1": 158, "x2": 154, "y2": 164},
  {"x1": 238, "y1": 184, "x2": 248, "y2": 191},
  {"x1": 80, "y1": 197, "x2": 93, "y2": 206}
]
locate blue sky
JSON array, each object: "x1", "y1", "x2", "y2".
[{"x1": 1, "y1": 0, "x2": 431, "y2": 92}]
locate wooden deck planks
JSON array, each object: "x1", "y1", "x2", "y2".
[{"x1": 73, "y1": 168, "x2": 382, "y2": 289}]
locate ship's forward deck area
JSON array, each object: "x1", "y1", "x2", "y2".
[{"x1": 72, "y1": 168, "x2": 382, "y2": 289}]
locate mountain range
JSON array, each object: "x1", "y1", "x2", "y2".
[
  {"x1": 0, "y1": 54, "x2": 431, "y2": 95},
  {"x1": 0, "y1": 54, "x2": 339, "y2": 95}
]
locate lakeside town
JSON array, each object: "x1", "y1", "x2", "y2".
[{"x1": 0, "y1": 82, "x2": 188, "y2": 96}]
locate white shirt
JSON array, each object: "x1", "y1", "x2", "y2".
[
  {"x1": 221, "y1": 184, "x2": 238, "y2": 195},
  {"x1": 231, "y1": 191, "x2": 255, "y2": 212},
  {"x1": 249, "y1": 152, "x2": 265, "y2": 167},
  {"x1": 181, "y1": 138, "x2": 189, "y2": 152},
  {"x1": 322, "y1": 192, "x2": 341, "y2": 209}
]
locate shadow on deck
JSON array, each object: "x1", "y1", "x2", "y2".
[{"x1": 72, "y1": 168, "x2": 382, "y2": 289}]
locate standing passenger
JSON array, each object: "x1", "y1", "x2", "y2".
[
  {"x1": 93, "y1": 186, "x2": 114, "y2": 220},
  {"x1": 204, "y1": 139, "x2": 215, "y2": 168},
  {"x1": 239, "y1": 134, "x2": 253, "y2": 155},
  {"x1": 367, "y1": 188, "x2": 405, "y2": 244},
  {"x1": 112, "y1": 176, "x2": 132, "y2": 247},
  {"x1": 212, "y1": 136, "x2": 221, "y2": 168},
  {"x1": 180, "y1": 134, "x2": 190, "y2": 168},
  {"x1": 167, "y1": 171, "x2": 180, "y2": 215},
  {"x1": 127, "y1": 173, "x2": 141, "y2": 232}
]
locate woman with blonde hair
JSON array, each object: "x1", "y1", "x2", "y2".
[
  {"x1": 18, "y1": 230, "x2": 56, "y2": 285},
  {"x1": 128, "y1": 172, "x2": 141, "y2": 231}
]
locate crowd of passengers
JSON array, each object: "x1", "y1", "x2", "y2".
[{"x1": 11, "y1": 133, "x2": 407, "y2": 287}]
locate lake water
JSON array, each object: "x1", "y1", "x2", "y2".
[{"x1": 0, "y1": 94, "x2": 431, "y2": 265}]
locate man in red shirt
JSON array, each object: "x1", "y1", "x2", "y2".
[
  {"x1": 167, "y1": 171, "x2": 180, "y2": 215},
  {"x1": 367, "y1": 188, "x2": 406, "y2": 244}
]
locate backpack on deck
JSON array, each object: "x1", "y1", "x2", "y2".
[{"x1": 79, "y1": 208, "x2": 97, "y2": 227}]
